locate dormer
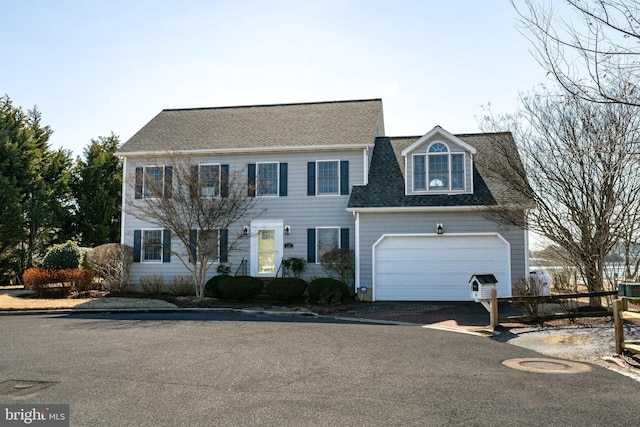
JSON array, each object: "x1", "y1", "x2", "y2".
[{"x1": 401, "y1": 126, "x2": 476, "y2": 195}]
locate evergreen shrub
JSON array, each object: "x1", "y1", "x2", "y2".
[
  {"x1": 217, "y1": 276, "x2": 263, "y2": 301},
  {"x1": 204, "y1": 274, "x2": 230, "y2": 297},
  {"x1": 42, "y1": 241, "x2": 83, "y2": 270},
  {"x1": 307, "y1": 278, "x2": 350, "y2": 305},
  {"x1": 266, "y1": 277, "x2": 307, "y2": 302}
]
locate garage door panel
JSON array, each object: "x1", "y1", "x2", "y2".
[{"x1": 373, "y1": 234, "x2": 510, "y2": 301}]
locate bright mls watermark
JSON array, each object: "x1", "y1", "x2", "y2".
[{"x1": 1, "y1": 405, "x2": 68, "y2": 426}]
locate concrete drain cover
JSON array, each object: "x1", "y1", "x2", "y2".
[
  {"x1": 502, "y1": 358, "x2": 591, "y2": 374},
  {"x1": 0, "y1": 380, "x2": 56, "y2": 396}
]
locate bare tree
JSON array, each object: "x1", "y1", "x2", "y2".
[
  {"x1": 126, "y1": 154, "x2": 259, "y2": 297},
  {"x1": 480, "y1": 87, "x2": 640, "y2": 305},
  {"x1": 513, "y1": 0, "x2": 640, "y2": 107}
]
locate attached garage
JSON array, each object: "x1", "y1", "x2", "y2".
[{"x1": 372, "y1": 233, "x2": 511, "y2": 301}]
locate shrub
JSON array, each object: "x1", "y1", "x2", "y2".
[
  {"x1": 70, "y1": 269, "x2": 96, "y2": 293},
  {"x1": 22, "y1": 268, "x2": 95, "y2": 297},
  {"x1": 168, "y1": 275, "x2": 196, "y2": 296},
  {"x1": 217, "y1": 264, "x2": 231, "y2": 275},
  {"x1": 22, "y1": 268, "x2": 52, "y2": 295},
  {"x1": 139, "y1": 275, "x2": 164, "y2": 296},
  {"x1": 266, "y1": 277, "x2": 307, "y2": 302},
  {"x1": 307, "y1": 278, "x2": 350, "y2": 305},
  {"x1": 204, "y1": 274, "x2": 230, "y2": 297},
  {"x1": 320, "y1": 248, "x2": 354, "y2": 286},
  {"x1": 282, "y1": 257, "x2": 306, "y2": 278},
  {"x1": 512, "y1": 277, "x2": 546, "y2": 318},
  {"x1": 217, "y1": 276, "x2": 264, "y2": 301},
  {"x1": 42, "y1": 241, "x2": 83, "y2": 270},
  {"x1": 84, "y1": 243, "x2": 134, "y2": 294}
]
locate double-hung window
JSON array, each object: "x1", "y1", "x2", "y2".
[
  {"x1": 412, "y1": 142, "x2": 465, "y2": 192},
  {"x1": 316, "y1": 227, "x2": 340, "y2": 262},
  {"x1": 143, "y1": 166, "x2": 164, "y2": 198},
  {"x1": 307, "y1": 160, "x2": 349, "y2": 196},
  {"x1": 257, "y1": 162, "x2": 278, "y2": 196},
  {"x1": 199, "y1": 164, "x2": 220, "y2": 197},
  {"x1": 189, "y1": 229, "x2": 219, "y2": 262},
  {"x1": 317, "y1": 161, "x2": 339, "y2": 195},
  {"x1": 142, "y1": 230, "x2": 163, "y2": 262},
  {"x1": 136, "y1": 165, "x2": 171, "y2": 199},
  {"x1": 413, "y1": 155, "x2": 427, "y2": 191}
]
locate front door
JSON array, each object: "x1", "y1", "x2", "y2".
[{"x1": 250, "y1": 220, "x2": 284, "y2": 277}]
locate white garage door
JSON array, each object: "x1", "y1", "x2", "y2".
[{"x1": 373, "y1": 234, "x2": 511, "y2": 301}]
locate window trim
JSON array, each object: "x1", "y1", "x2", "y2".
[
  {"x1": 412, "y1": 154, "x2": 427, "y2": 191},
  {"x1": 190, "y1": 229, "x2": 221, "y2": 263},
  {"x1": 198, "y1": 163, "x2": 221, "y2": 198},
  {"x1": 143, "y1": 165, "x2": 165, "y2": 199},
  {"x1": 141, "y1": 229, "x2": 164, "y2": 263},
  {"x1": 316, "y1": 160, "x2": 340, "y2": 196},
  {"x1": 411, "y1": 142, "x2": 467, "y2": 193},
  {"x1": 256, "y1": 161, "x2": 280, "y2": 197},
  {"x1": 315, "y1": 226, "x2": 340, "y2": 263}
]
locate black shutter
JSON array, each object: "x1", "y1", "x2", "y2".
[
  {"x1": 340, "y1": 228, "x2": 349, "y2": 249},
  {"x1": 135, "y1": 168, "x2": 143, "y2": 199},
  {"x1": 220, "y1": 229, "x2": 228, "y2": 262},
  {"x1": 340, "y1": 161, "x2": 349, "y2": 195},
  {"x1": 307, "y1": 162, "x2": 316, "y2": 195},
  {"x1": 164, "y1": 166, "x2": 173, "y2": 198},
  {"x1": 189, "y1": 229, "x2": 197, "y2": 263},
  {"x1": 279, "y1": 163, "x2": 288, "y2": 196},
  {"x1": 133, "y1": 230, "x2": 141, "y2": 262},
  {"x1": 163, "y1": 229, "x2": 171, "y2": 263},
  {"x1": 248, "y1": 164, "x2": 256, "y2": 197},
  {"x1": 191, "y1": 165, "x2": 199, "y2": 198},
  {"x1": 307, "y1": 228, "x2": 316, "y2": 263},
  {"x1": 221, "y1": 164, "x2": 229, "y2": 197}
]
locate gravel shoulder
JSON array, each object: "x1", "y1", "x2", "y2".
[{"x1": 494, "y1": 322, "x2": 640, "y2": 380}]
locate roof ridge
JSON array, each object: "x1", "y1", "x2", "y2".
[
  {"x1": 385, "y1": 131, "x2": 513, "y2": 140},
  {"x1": 162, "y1": 98, "x2": 382, "y2": 113}
]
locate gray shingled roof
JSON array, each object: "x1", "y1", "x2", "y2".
[
  {"x1": 348, "y1": 133, "x2": 533, "y2": 209},
  {"x1": 118, "y1": 99, "x2": 383, "y2": 154}
]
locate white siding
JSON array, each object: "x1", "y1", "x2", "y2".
[
  {"x1": 356, "y1": 210, "x2": 527, "y2": 300},
  {"x1": 121, "y1": 149, "x2": 366, "y2": 286}
]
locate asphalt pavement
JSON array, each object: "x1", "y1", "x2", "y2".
[{"x1": 1, "y1": 312, "x2": 639, "y2": 426}]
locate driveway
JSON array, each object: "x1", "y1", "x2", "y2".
[{"x1": 1, "y1": 312, "x2": 639, "y2": 426}]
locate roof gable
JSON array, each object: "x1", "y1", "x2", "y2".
[
  {"x1": 118, "y1": 99, "x2": 383, "y2": 155},
  {"x1": 400, "y1": 126, "x2": 477, "y2": 157},
  {"x1": 349, "y1": 131, "x2": 533, "y2": 210}
]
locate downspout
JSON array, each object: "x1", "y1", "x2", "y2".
[
  {"x1": 353, "y1": 211, "x2": 360, "y2": 294},
  {"x1": 120, "y1": 156, "x2": 127, "y2": 244}
]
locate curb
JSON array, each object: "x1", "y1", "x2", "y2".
[{"x1": 0, "y1": 307, "x2": 319, "y2": 317}]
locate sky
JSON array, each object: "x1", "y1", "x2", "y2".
[{"x1": 1, "y1": 0, "x2": 552, "y2": 157}]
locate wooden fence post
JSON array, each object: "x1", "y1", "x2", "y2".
[
  {"x1": 614, "y1": 298, "x2": 625, "y2": 354},
  {"x1": 490, "y1": 287, "x2": 498, "y2": 329}
]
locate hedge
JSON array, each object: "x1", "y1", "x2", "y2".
[
  {"x1": 22, "y1": 268, "x2": 95, "y2": 297},
  {"x1": 307, "y1": 278, "x2": 350, "y2": 305},
  {"x1": 217, "y1": 276, "x2": 264, "y2": 301},
  {"x1": 204, "y1": 275, "x2": 230, "y2": 297},
  {"x1": 266, "y1": 277, "x2": 307, "y2": 302}
]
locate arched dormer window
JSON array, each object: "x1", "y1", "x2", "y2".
[{"x1": 413, "y1": 142, "x2": 465, "y2": 192}]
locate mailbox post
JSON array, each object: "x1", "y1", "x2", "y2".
[{"x1": 470, "y1": 274, "x2": 499, "y2": 328}]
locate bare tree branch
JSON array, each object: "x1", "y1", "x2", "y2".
[
  {"x1": 480, "y1": 86, "x2": 640, "y2": 304},
  {"x1": 512, "y1": 0, "x2": 640, "y2": 107},
  {"x1": 125, "y1": 153, "x2": 262, "y2": 297}
]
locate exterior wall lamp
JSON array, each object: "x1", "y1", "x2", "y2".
[
  {"x1": 284, "y1": 225, "x2": 291, "y2": 235},
  {"x1": 436, "y1": 223, "x2": 444, "y2": 235},
  {"x1": 243, "y1": 226, "x2": 249, "y2": 236}
]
